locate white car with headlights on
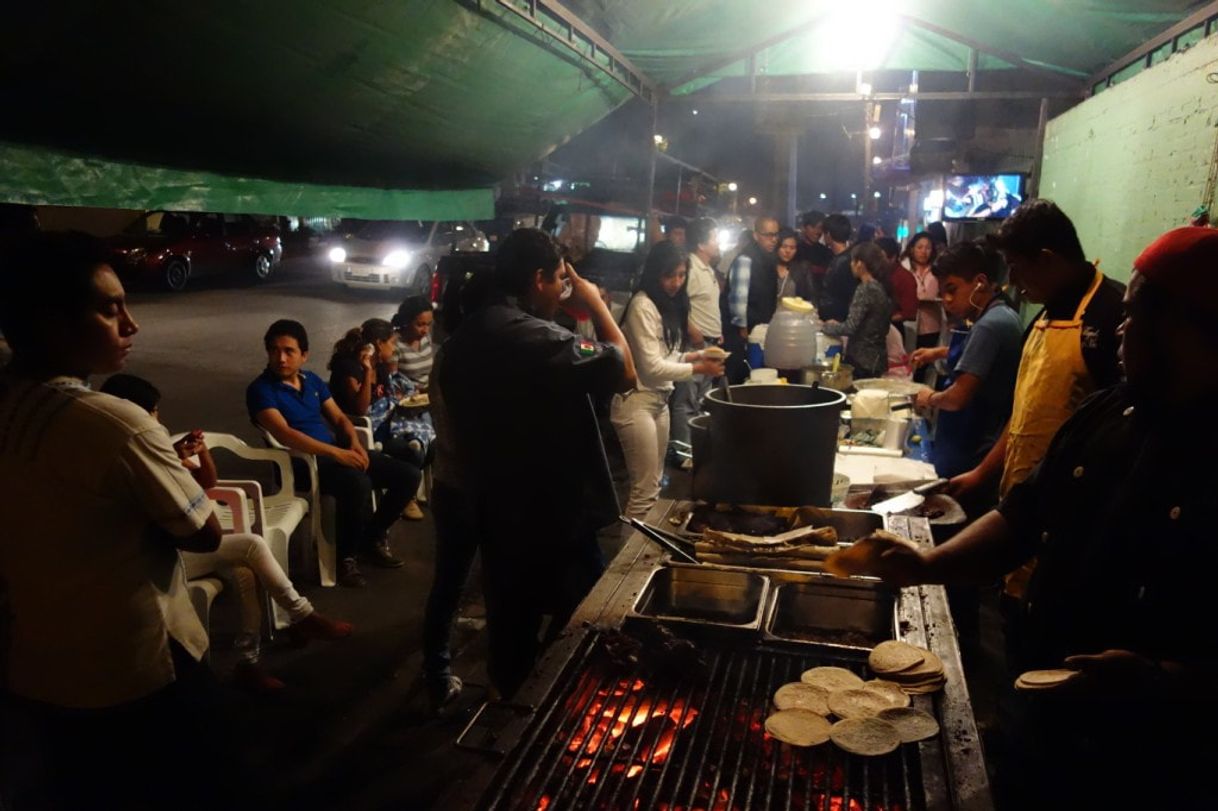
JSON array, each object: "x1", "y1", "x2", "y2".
[{"x1": 329, "y1": 220, "x2": 488, "y2": 296}]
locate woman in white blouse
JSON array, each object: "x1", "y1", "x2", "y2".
[{"x1": 612, "y1": 241, "x2": 725, "y2": 518}]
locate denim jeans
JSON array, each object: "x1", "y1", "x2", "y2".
[{"x1": 422, "y1": 481, "x2": 479, "y2": 683}]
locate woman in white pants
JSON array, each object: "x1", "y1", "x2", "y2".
[{"x1": 612, "y1": 241, "x2": 725, "y2": 518}]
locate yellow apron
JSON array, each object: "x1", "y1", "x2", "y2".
[{"x1": 1002, "y1": 269, "x2": 1105, "y2": 598}]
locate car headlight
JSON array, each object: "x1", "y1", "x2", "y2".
[
  {"x1": 382, "y1": 250, "x2": 412, "y2": 270},
  {"x1": 328, "y1": 247, "x2": 347, "y2": 263}
]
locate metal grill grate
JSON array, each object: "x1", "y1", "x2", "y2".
[{"x1": 483, "y1": 631, "x2": 926, "y2": 811}]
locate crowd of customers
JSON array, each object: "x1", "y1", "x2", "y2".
[{"x1": 6, "y1": 197, "x2": 1214, "y2": 807}]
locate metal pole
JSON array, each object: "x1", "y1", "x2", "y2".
[
  {"x1": 787, "y1": 133, "x2": 798, "y2": 226},
  {"x1": 644, "y1": 98, "x2": 658, "y2": 244},
  {"x1": 967, "y1": 48, "x2": 978, "y2": 93},
  {"x1": 1029, "y1": 97, "x2": 1049, "y2": 198},
  {"x1": 863, "y1": 101, "x2": 874, "y2": 217},
  {"x1": 675, "y1": 168, "x2": 682, "y2": 217}
]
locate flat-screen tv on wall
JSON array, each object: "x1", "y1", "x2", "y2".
[{"x1": 942, "y1": 174, "x2": 1025, "y2": 221}]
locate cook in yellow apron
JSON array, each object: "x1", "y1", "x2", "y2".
[{"x1": 1003, "y1": 269, "x2": 1105, "y2": 598}]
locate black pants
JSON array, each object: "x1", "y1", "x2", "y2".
[
  {"x1": 422, "y1": 480, "x2": 480, "y2": 683},
  {"x1": 912, "y1": 331, "x2": 940, "y2": 383},
  {"x1": 317, "y1": 449, "x2": 420, "y2": 558},
  {"x1": 480, "y1": 519, "x2": 604, "y2": 698},
  {"x1": 0, "y1": 642, "x2": 250, "y2": 811},
  {"x1": 722, "y1": 330, "x2": 750, "y2": 384}
]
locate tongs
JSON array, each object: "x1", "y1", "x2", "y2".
[{"x1": 620, "y1": 516, "x2": 700, "y2": 564}]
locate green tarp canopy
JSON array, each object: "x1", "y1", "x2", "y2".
[{"x1": 0, "y1": 1, "x2": 1205, "y2": 217}]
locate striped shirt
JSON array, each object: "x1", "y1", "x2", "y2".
[
  {"x1": 395, "y1": 335, "x2": 434, "y2": 388},
  {"x1": 726, "y1": 252, "x2": 754, "y2": 329},
  {"x1": 0, "y1": 374, "x2": 212, "y2": 707}
]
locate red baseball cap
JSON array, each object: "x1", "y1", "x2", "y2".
[{"x1": 1134, "y1": 227, "x2": 1218, "y2": 301}]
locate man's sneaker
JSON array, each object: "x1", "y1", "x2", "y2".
[
  {"x1": 365, "y1": 540, "x2": 404, "y2": 569},
  {"x1": 401, "y1": 500, "x2": 425, "y2": 520},
  {"x1": 428, "y1": 674, "x2": 464, "y2": 711},
  {"x1": 339, "y1": 557, "x2": 367, "y2": 588}
]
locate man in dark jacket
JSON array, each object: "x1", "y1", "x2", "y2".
[
  {"x1": 438, "y1": 228, "x2": 636, "y2": 698},
  {"x1": 721, "y1": 216, "x2": 779, "y2": 381},
  {"x1": 817, "y1": 214, "x2": 856, "y2": 322}
]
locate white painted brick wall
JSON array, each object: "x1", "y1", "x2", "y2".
[{"x1": 1040, "y1": 34, "x2": 1218, "y2": 283}]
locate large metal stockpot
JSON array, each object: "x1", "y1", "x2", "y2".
[{"x1": 692, "y1": 383, "x2": 846, "y2": 507}]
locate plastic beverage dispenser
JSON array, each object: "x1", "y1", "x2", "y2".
[{"x1": 763, "y1": 297, "x2": 820, "y2": 370}]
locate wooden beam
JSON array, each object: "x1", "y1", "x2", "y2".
[
  {"x1": 666, "y1": 12, "x2": 828, "y2": 90},
  {"x1": 899, "y1": 14, "x2": 1083, "y2": 81},
  {"x1": 695, "y1": 90, "x2": 1083, "y2": 104},
  {"x1": 1084, "y1": 0, "x2": 1218, "y2": 94},
  {"x1": 493, "y1": 0, "x2": 657, "y2": 100}
]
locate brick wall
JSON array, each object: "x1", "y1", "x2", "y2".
[{"x1": 1040, "y1": 34, "x2": 1218, "y2": 284}]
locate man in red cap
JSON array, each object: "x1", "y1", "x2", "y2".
[{"x1": 855, "y1": 227, "x2": 1218, "y2": 806}]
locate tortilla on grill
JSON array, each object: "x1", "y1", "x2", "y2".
[
  {"x1": 765, "y1": 709, "x2": 833, "y2": 747},
  {"x1": 876, "y1": 707, "x2": 940, "y2": 743},
  {"x1": 827, "y1": 688, "x2": 893, "y2": 720},
  {"x1": 823, "y1": 530, "x2": 917, "y2": 578},
  {"x1": 830, "y1": 717, "x2": 902, "y2": 756},
  {"x1": 868, "y1": 641, "x2": 926, "y2": 674},
  {"x1": 864, "y1": 679, "x2": 912, "y2": 708},
  {"x1": 774, "y1": 682, "x2": 831, "y2": 715},
  {"x1": 800, "y1": 666, "x2": 865, "y2": 693}
]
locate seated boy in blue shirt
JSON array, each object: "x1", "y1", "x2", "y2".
[{"x1": 246, "y1": 319, "x2": 420, "y2": 588}]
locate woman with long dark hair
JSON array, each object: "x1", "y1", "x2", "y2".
[
  {"x1": 611, "y1": 241, "x2": 724, "y2": 518},
  {"x1": 328, "y1": 317, "x2": 430, "y2": 520},
  {"x1": 822, "y1": 242, "x2": 895, "y2": 379},
  {"x1": 903, "y1": 231, "x2": 943, "y2": 350},
  {"x1": 775, "y1": 227, "x2": 816, "y2": 305}
]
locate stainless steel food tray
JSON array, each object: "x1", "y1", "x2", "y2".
[
  {"x1": 629, "y1": 563, "x2": 770, "y2": 632},
  {"x1": 763, "y1": 574, "x2": 897, "y2": 650}
]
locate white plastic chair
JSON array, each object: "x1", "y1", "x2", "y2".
[
  {"x1": 253, "y1": 429, "x2": 338, "y2": 586},
  {"x1": 186, "y1": 577, "x2": 225, "y2": 663},
  {"x1": 204, "y1": 432, "x2": 332, "y2": 588}
]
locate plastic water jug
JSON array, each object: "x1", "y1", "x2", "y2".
[{"x1": 764, "y1": 297, "x2": 819, "y2": 369}]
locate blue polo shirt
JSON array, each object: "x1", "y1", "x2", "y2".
[{"x1": 246, "y1": 369, "x2": 335, "y2": 445}]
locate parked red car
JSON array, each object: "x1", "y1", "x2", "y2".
[{"x1": 108, "y1": 211, "x2": 283, "y2": 291}]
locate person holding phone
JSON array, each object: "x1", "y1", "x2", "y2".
[
  {"x1": 612, "y1": 240, "x2": 725, "y2": 519},
  {"x1": 328, "y1": 318, "x2": 432, "y2": 520},
  {"x1": 100, "y1": 373, "x2": 353, "y2": 694},
  {"x1": 438, "y1": 228, "x2": 636, "y2": 698}
]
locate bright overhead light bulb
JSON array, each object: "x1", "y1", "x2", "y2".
[
  {"x1": 872, "y1": 156, "x2": 883, "y2": 165},
  {"x1": 821, "y1": 3, "x2": 901, "y2": 71},
  {"x1": 748, "y1": 196, "x2": 758, "y2": 206},
  {"x1": 868, "y1": 126, "x2": 882, "y2": 140},
  {"x1": 874, "y1": 191, "x2": 882, "y2": 198},
  {"x1": 654, "y1": 134, "x2": 664, "y2": 145},
  {"x1": 819, "y1": 193, "x2": 828, "y2": 200},
  {"x1": 727, "y1": 182, "x2": 738, "y2": 192},
  {"x1": 692, "y1": 109, "x2": 699, "y2": 115}
]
